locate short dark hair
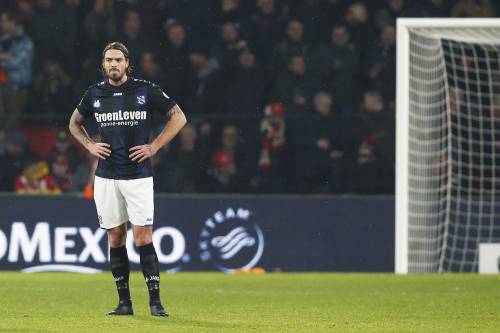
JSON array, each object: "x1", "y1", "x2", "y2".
[
  {"x1": 102, "y1": 42, "x2": 132, "y2": 74},
  {"x1": 1, "y1": 11, "x2": 18, "y2": 24}
]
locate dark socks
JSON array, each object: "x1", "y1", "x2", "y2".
[
  {"x1": 138, "y1": 242, "x2": 161, "y2": 306},
  {"x1": 110, "y1": 245, "x2": 131, "y2": 306}
]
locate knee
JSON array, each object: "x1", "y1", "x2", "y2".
[
  {"x1": 134, "y1": 231, "x2": 152, "y2": 247},
  {"x1": 108, "y1": 226, "x2": 127, "y2": 247}
]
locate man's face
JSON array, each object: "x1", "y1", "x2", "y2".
[
  {"x1": 103, "y1": 49, "x2": 129, "y2": 81},
  {"x1": 140, "y1": 53, "x2": 157, "y2": 75},
  {"x1": 314, "y1": 94, "x2": 332, "y2": 115},
  {"x1": 381, "y1": 26, "x2": 396, "y2": 46},
  {"x1": 124, "y1": 11, "x2": 141, "y2": 34},
  {"x1": 222, "y1": 126, "x2": 238, "y2": 150},
  {"x1": 189, "y1": 52, "x2": 207, "y2": 69},
  {"x1": 289, "y1": 56, "x2": 305, "y2": 75},
  {"x1": 0, "y1": 15, "x2": 15, "y2": 34},
  {"x1": 168, "y1": 25, "x2": 185, "y2": 47},
  {"x1": 37, "y1": 0, "x2": 52, "y2": 9},
  {"x1": 363, "y1": 93, "x2": 383, "y2": 112},
  {"x1": 287, "y1": 21, "x2": 303, "y2": 42},
  {"x1": 239, "y1": 50, "x2": 255, "y2": 68},
  {"x1": 222, "y1": 23, "x2": 238, "y2": 43},
  {"x1": 332, "y1": 26, "x2": 349, "y2": 47}
]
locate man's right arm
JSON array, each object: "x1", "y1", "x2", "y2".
[{"x1": 68, "y1": 109, "x2": 111, "y2": 160}]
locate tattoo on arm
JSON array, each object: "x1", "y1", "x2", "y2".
[
  {"x1": 69, "y1": 109, "x2": 93, "y2": 148},
  {"x1": 166, "y1": 105, "x2": 183, "y2": 121}
]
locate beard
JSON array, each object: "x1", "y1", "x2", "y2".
[{"x1": 106, "y1": 68, "x2": 126, "y2": 82}]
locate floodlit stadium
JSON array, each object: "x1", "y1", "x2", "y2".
[{"x1": 1, "y1": 1, "x2": 500, "y2": 332}]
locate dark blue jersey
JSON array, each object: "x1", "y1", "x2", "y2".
[{"x1": 77, "y1": 77, "x2": 177, "y2": 180}]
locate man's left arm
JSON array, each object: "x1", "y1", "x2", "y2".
[{"x1": 129, "y1": 104, "x2": 187, "y2": 162}]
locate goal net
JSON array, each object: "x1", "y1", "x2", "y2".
[{"x1": 396, "y1": 19, "x2": 500, "y2": 273}]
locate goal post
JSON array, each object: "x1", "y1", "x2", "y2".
[{"x1": 396, "y1": 18, "x2": 500, "y2": 273}]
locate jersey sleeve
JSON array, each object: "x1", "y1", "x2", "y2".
[
  {"x1": 148, "y1": 85, "x2": 177, "y2": 115},
  {"x1": 76, "y1": 88, "x2": 93, "y2": 119}
]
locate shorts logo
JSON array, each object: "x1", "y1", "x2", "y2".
[
  {"x1": 137, "y1": 96, "x2": 146, "y2": 105},
  {"x1": 98, "y1": 215, "x2": 103, "y2": 225},
  {"x1": 199, "y1": 208, "x2": 264, "y2": 272},
  {"x1": 93, "y1": 100, "x2": 101, "y2": 108}
]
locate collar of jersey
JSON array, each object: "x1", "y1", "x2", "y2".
[{"x1": 104, "y1": 77, "x2": 131, "y2": 91}]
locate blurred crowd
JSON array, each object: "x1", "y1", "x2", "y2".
[{"x1": 0, "y1": 0, "x2": 498, "y2": 195}]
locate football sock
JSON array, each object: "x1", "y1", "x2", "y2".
[
  {"x1": 138, "y1": 242, "x2": 161, "y2": 306},
  {"x1": 110, "y1": 245, "x2": 131, "y2": 305}
]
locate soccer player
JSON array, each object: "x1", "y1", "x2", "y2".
[{"x1": 68, "y1": 42, "x2": 186, "y2": 317}]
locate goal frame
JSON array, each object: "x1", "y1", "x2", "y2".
[{"x1": 395, "y1": 18, "x2": 500, "y2": 274}]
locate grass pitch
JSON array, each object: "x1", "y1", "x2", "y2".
[{"x1": 0, "y1": 272, "x2": 499, "y2": 332}]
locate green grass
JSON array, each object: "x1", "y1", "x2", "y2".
[{"x1": 0, "y1": 272, "x2": 499, "y2": 332}]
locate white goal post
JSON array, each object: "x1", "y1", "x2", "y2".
[{"x1": 396, "y1": 18, "x2": 500, "y2": 273}]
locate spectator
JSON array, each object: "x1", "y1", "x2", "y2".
[
  {"x1": 224, "y1": 48, "x2": 266, "y2": 132},
  {"x1": 218, "y1": 124, "x2": 255, "y2": 183},
  {"x1": 345, "y1": 2, "x2": 375, "y2": 52},
  {"x1": 202, "y1": 150, "x2": 241, "y2": 193},
  {"x1": 15, "y1": 0, "x2": 35, "y2": 26},
  {"x1": 46, "y1": 130, "x2": 80, "y2": 192},
  {"x1": 251, "y1": 103, "x2": 294, "y2": 193},
  {"x1": 184, "y1": 47, "x2": 224, "y2": 115},
  {"x1": 211, "y1": 21, "x2": 248, "y2": 71},
  {"x1": 158, "y1": 21, "x2": 190, "y2": 104},
  {"x1": 29, "y1": 0, "x2": 66, "y2": 65},
  {"x1": 82, "y1": 0, "x2": 115, "y2": 58},
  {"x1": 366, "y1": 25, "x2": 396, "y2": 103},
  {"x1": 374, "y1": 0, "x2": 416, "y2": 28},
  {"x1": 137, "y1": 51, "x2": 166, "y2": 88},
  {"x1": 155, "y1": 123, "x2": 204, "y2": 193},
  {"x1": 28, "y1": 60, "x2": 73, "y2": 122},
  {"x1": 0, "y1": 131, "x2": 36, "y2": 191},
  {"x1": 272, "y1": 54, "x2": 318, "y2": 114},
  {"x1": 451, "y1": 0, "x2": 496, "y2": 17},
  {"x1": 296, "y1": 92, "x2": 347, "y2": 193},
  {"x1": 61, "y1": 0, "x2": 83, "y2": 73},
  {"x1": 15, "y1": 160, "x2": 61, "y2": 194},
  {"x1": 269, "y1": 19, "x2": 308, "y2": 78},
  {"x1": 0, "y1": 11, "x2": 34, "y2": 127},
  {"x1": 250, "y1": 0, "x2": 284, "y2": 64},
  {"x1": 351, "y1": 91, "x2": 394, "y2": 193},
  {"x1": 422, "y1": 0, "x2": 453, "y2": 17},
  {"x1": 310, "y1": 24, "x2": 360, "y2": 112},
  {"x1": 115, "y1": 9, "x2": 147, "y2": 67},
  {"x1": 212, "y1": 0, "x2": 244, "y2": 26}
]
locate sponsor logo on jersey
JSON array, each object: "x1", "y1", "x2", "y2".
[
  {"x1": 198, "y1": 207, "x2": 264, "y2": 272},
  {"x1": 137, "y1": 95, "x2": 146, "y2": 105},
  {"x1": 93, "y1": 100, "x2": 101, "y2": 108},
  {"x1": 94, "y1": 110, "x2": 147, "y2": 122}
]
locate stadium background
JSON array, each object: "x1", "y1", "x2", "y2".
[{"x1": 0, "y1": 0, "x2": 498, "y2": 273}]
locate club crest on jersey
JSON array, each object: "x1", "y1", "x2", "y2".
[
  {"x1": 137, "y1": 95, "x2": 146, "y2": 105},
  {"x1": 93, "y1": 100, "x2": 101, "y2": 108}
]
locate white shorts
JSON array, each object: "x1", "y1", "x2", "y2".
[{"x1": 93, "y1": 176, "x2": 154, "y2": 229}]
